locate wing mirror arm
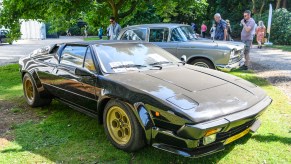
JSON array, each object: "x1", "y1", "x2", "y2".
[
  {"x1": 75, "y1": 67, "x2": 94, "y2": 77},
  {"x1": 181, "y1": 55, "x2": 187, "y2": 65}
]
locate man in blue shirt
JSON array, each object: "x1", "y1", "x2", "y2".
[
  {"x1": 214, "y1": 13, "x2": 227, "y2": 41},
  {"x1": 107, "y1": 17, "x2": 121, "y2": 40}
]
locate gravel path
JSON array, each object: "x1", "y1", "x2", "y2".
[
  {"x1": 0, "y1": 36, "x2": 82, "y2": 66},
  {"x1": 249, "y1": 47, "x2": 291, "y2": 100}
]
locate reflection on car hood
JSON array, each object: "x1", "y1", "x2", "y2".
[
  {"x1": 106, "y1": 65, "x2": 267, "y2": 122},
  {"x1": 191, "y1": 39, "x2": 245, "y2": 50}
]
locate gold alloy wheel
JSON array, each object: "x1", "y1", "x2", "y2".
[
  {"x1": 106, "y1": 106, "x2": 132, "y2": 145},
  {"x1": 24, "y1": 78, "x2": 34, "y2": 102}
]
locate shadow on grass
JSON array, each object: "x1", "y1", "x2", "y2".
[
  {"x1": 251, "y1": 134, "x2": 291, "y2": 145},
  {"x1": 1, "y1": 100, "x2": 254, "y2": 163},
  {"x1": 230, "y1": 69, "x2": 271, "y2": 87}
]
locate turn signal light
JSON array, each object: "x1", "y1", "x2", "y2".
[
  {"x1": 205, "y1": 128, "x2": 222, "y2": 136},
  {"x1": 155, "y1": 112, "x2": 160, "y2": 117}
]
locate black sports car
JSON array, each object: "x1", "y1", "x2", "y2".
[{"x1": 19, "y1": 41, "x2": 272, "y2": 157}]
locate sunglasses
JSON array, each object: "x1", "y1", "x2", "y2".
[{"x1": 110, "y1": 20, "x2": 113, "y2": 22}]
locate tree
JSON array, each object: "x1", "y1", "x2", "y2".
[{"x1": 0, "y1": 0, "x2": 208, "y2": 41}]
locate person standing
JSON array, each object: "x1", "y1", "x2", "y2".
[
  {"x1": 107, "y1": 17, "x2": 121, "y2": 40},
  {"x1": 256, "y1": 21, "x2": 266, "y2": 49},
  {"x1": 191, "y1": 23, "x2": 197, "y2": 33},
  {"x1": 84, "y1": 25, "x2": 88, "y2": 38},
  {"x1": 214, "y1": 13, "x2": 227, "y2": 40},
  {"x1": 240, "y1": 10, "x2": 256, "y2": 70},
  {"x1": 98, "y1": 27, "x2": 103, "y2": 40},
  {"x1": 226, "y1": 19, "x2": 232, "y2": 41},
  {"x1": 210, "y1": 24, "x2": 216, "y2": 40},
  {"x1": 201, "y1": 22, "x2": 207, "y2": 38}
]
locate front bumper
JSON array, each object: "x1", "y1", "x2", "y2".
[
  {"x1": 150, "y1": 96, "x2": 272, "y2": 158},
  {"x1": 216, "y1": 57, "x2": 245, "y2": 72}
]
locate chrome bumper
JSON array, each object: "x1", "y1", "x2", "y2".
[{"x1": 216, "y1": 57, "x2": 245, "y2": 72}]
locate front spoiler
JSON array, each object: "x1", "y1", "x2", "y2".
[
  {"x1": 150, "y1": 96, "x2": 272, "y2": 158},
  {"x1": 152, "y1": 142, "x2": 225, "y2": 158}
]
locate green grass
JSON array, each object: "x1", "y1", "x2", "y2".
[
  {"x1": 83, "y1": 37, "x2": 103, "y2": 41},
  {"x1": 0, "y1": 64, "x2": 23, "y2": 100},
  {"x1": 270, "y1": 45, "x2": 291, "y2": 52},
  {"x1": 0, "y1": 64, "x2": 290, "y2": 163}
]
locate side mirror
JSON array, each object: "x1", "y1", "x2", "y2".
[
  {"x1": 75, "y1": 67, "x2": 93, "y2": 76},
  {"x1": 181, "y1": 55, "x2": 187, "y2": 65}
]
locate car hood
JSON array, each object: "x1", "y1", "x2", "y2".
[
  {"x1": 189, "y1": 39, "x2": 245, "y2": 50},
  {"x1": 105, "y1": 65, "x2": 267, "y2": 123}
]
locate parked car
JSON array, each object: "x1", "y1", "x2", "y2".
[
  {"x1": 117, "y1": 24, "x2": 245, "y2": 71},
  {"x1": 19, "y1": 41, "x2": 271, "y2": 158},
  {"x1": 0, "y1": 29, "x2": 12, "y2": 44}
]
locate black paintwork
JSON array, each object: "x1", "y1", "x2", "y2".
[{"x1": 19, "y1": 41, "x2": 272, "y2": 158}]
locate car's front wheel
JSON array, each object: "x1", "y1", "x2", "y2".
[
  {"x1": 23, "y1": 73, "x2": 52, "y2": 107},
  {"x1": 103, "y1": 100, "x2": 145, "y2": 152},
  {"x1": 190, "y1": 58, "x2": 215, "y2": 69}
]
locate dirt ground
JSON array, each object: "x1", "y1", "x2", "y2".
[
  {"x1": 249, "y1": 47, "x2": 291, "y2": 101},
  {"x1": 0, "y1": 98, "x2": 42, "y2": 140}
]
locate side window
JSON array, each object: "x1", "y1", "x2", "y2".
[
  {"x1": 132, "y1": 29, "x2": 146, "y2": 41},
  {"x1": 60, "y1": 45, "x2": 87, "y2": 67},
  {"x1": 84, "y1": 48, "x2": 96, "y2": 72},
  {"x1": 120, "y1": 29, "x2": 146, "y2": 41},
  {"x1": 171, "y1": 28, "x2": 183, "y2": 41},
  {"x1": 149, "y1": 28, "x2": 169, "y2": 42}
]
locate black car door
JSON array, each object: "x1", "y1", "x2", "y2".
[{"x1": 53, "y1": 44, "x2": 98, "y2": 111}]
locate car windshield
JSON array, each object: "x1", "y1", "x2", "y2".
[
  {"x1": 171, "y1": 26, "x2": 197, "y2": 42},
  {"x1": 94, "y1": 43, "x2": 180, "y2": 73}
]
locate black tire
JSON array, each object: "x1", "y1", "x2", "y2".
[
  {"x1": 23, "y1": 73, "x2": 52, "y2": 107},
  {"x1": 190, "y1": 58, "x2": 215, "y2": 69},
  {"x1": 103, "y1": 100, "x2": 145, "y2": 152}
]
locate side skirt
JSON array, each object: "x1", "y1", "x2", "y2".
[{"x1": 55, "y1": 98, "x2": 99, "y2": 118}]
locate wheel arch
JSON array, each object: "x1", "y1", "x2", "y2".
[
  {"x1": 97, "y1": 97, "x2": 111, "y2": 124},
  {"x1": 22, "y1": 70, "x2": 52, "y2": 98},
  {"x1": 186, "y1": 56, "x2": 216, "y2": 69},
  {"x1": 97, "y1": 97, "x2": 152, "y2": 144}
]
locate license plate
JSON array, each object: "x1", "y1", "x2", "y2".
[{"x1": 224, "y1": 128, "x2": 250, "y2": 145}]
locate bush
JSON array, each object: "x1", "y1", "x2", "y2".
[{"x1": 269, "y1": 8, "x2": 291, "y2": 45}]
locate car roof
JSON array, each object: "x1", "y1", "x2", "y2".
[
  {"x1": 123, "y1": 23, "x2": 190, "y2": 29},
  {"x1": 63, "y1": 40, "x2": 146, "y2": 46}
]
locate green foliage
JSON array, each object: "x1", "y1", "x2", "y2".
[
  {"x1": 269, "y1": 8, "x2": 291, "y2": 45},
  {"x1": 0, "y1": 0, "x2": 208, "y2": 40},
  {"x1": 0, "y1": 0, "x2": 92, "y2": 40}
]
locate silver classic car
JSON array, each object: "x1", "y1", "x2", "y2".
[{"x1": 117, "y1": 24, "x2": 245, "y2": 71}]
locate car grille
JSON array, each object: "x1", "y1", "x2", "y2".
[
  {"x1": 216, "y1": 119, "x2": 255, "y2": 141},
  {"x1": 229, "y1": 50, "x2": 243, "y2": 64}
]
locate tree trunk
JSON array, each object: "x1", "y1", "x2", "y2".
[
  {"x1": 252, "y1": 0, "x2": 256, "y2": 13},
  {"x1": 276, "y1": 0, "x2": 282, "y2": 9},
  {"x1": 259, "y1": 0, "x2": 265, "y2": 18},
  {"x1": 107, "y1": 0, "x2": 119, "y2": 21},
  {"x1": 282, "y1": 0, "x2": 287, "y2": 8}
]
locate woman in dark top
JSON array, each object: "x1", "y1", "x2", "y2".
[{"x1": 226, "y1": 19, "x2": 232, "y2": 41}]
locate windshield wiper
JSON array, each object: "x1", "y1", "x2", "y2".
[
  {"x1": 149, "y1": 61, "x2": 173, "y2": 66},
  {"x1": 111, "y1": 64, "x2": 147, "y2": 69}
]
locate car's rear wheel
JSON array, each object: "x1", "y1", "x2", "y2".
[
  {"x1": 190, "y1": 58, "x2": 215, "y2": 69},
  {"x1": 103, "y1": 100, "x2": 145, "y2": 152},
  {"x1": 23, "y1": 73, "x2": 52, "y2": 107}
]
